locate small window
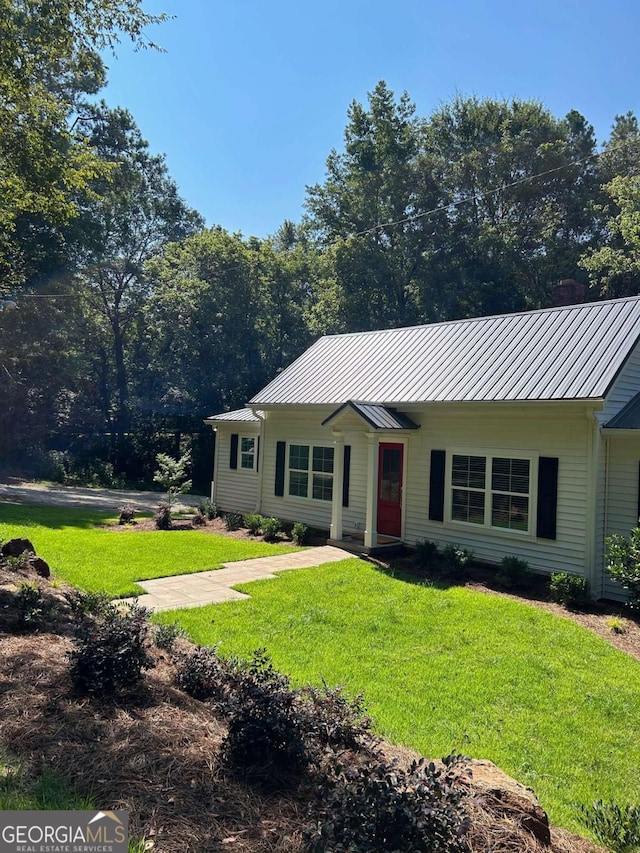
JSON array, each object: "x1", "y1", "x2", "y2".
[
  {"x1": 289, "y1": 444, "x2": 309, "y2": 497},
  {"x1": 240, "y1": 436, "x2": 256, "y2": 470},
  {"x1": 288, "y1": 444, "x2": 334, "y2": 501}
]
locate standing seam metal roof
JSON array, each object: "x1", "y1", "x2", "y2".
[{"x1": 249, "y1": 296, "x2": 640, "y2": 406}]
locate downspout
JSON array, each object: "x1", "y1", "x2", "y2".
[
  {"x1": 586, "y1": 408, "x2": 602, "y2": 598},
  {"x1": 210, "y1": 425, "x2": 219, "y2": 505}
]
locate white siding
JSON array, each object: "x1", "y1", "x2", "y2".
[
  {"x1": 400, "y1": 404, "x2": 592, "y2": 578},
  {"x1": 601, "y1": 340, "x2": 640, "y2": 422},
  {"x1": 213, "y1": 423, "x2": 261, "y2": 515},
  {"x1": 603, "y1": 437, "x2": 640, "y2": 600}
]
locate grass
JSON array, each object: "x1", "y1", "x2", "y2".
[
  {"x1": 0, "y1": 504, "x2": 301, "y2": 597},
  {"x1": 156, "y1": 558, "x2": 640, "y2": 834}
]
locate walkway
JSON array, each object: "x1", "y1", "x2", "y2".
[{"x1": 122, "y1": 545, "x2": 349, "y2": 612}]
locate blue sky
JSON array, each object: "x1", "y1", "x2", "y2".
[{"x1": 101, "y1": 0, "x2": 640, "y2": 238}]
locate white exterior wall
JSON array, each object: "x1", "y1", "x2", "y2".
[
  {"x1": 603, "y1": 437, "x2": 640, "y2": 600},
  {"x1": 400, "y1": 403, "x2": 592, "y2": 577},
  {"x1": 212, "y1": 422, "x2": 261, "y2": 514},
  {"x1": 601, "y1": 341, "x2": 640, "y2": 422}
]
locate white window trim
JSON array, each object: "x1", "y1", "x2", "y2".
[
  {"x1": 239, "y1": 435, "x2": 257, "y2": 472},
  {"x1": 286, "y1": 441, "x2": 335, "y2": 503},
  {"x1": 444, "y1": 447, "x2": 539, "y2": 538}
]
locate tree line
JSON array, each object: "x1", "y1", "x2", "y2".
[{"x1": 1, "y1": 3, "x2": 639, "y2": 488}]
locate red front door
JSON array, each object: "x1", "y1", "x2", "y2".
[{"x1": 377, "y1": 443, "x2": 403, "y2": 537}]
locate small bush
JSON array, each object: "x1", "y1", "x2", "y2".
[
  {"x1": 298, "y1": 683, "x2": 373, "y2": 750},
  {"x1": 291, "y1": 522, "x2": 308, "y2": 545},
  {"x1": 118, "y1": 505, "x2": 137, "y2": 525},
  {"x1": 577, "y1": 799, "x2": 640, "y2": 853},
  {"x1": 606, "y1": 528, "x2": 640, "y2": 609},
  {"x1": 155, "y1": 501, "x2": 172, "y2": 530},
  {"x1": 154, "y1": 620, "x2": 187, "y2": 651},
  {"x1": 415, "y1": 539, "x2": 439, "y2": 568},
  {"x1": 15, "y1": 582, "x2": 45, "y2": 627},
  {"x1": 69, "y1": 601, "x2": 154, "y2": 696},
  {"x1": 496, "y1": 555, "x2": 534, "y2": 589},
  {"x1": 308, "y1": 753, "x2": 470, "y2": 853},
  {"x1": 64, "y1": 589, "x2": 112, "y2": 618},
  {"x1": 176, "y1": 645, "x2": 237, "y2": 701},
  {"x1": 191, "y1": 510, "x2": 207, "y2": 527},
  {"x1": 441, "y1": 544, "x2": 473, "y2": 577},
  {"x1": 224, "y1": 512, "x2": 244, "y2": 532},
  {"x1": 607, "y1": 616, "x2": 626, "y2": 634},
  {"x1": 199, "y1": 499, "x2": 218, "y2": 520},
  {"x1": 261, "y1": 516, "x2": 282, "y2": 542},
  {"x1": 244, "y1": 513, "x2": 264, "y2": 535},
  {"x1": 550, "y1": 572, "x2": 590, "y2": 608}
]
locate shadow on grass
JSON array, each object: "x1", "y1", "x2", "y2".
[{"x1": 0, "y1": 504, "x2": 115, "y2": 531}]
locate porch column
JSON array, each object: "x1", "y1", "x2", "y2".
[
  {"x1": 330, "y1": 431, "x2": 344, "y2": 540},
  {"x1": 364, "y1": 432, "x2": 379, "y2": 549}
]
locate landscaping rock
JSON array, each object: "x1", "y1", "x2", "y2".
[
  {"x1": 28, "y1": 557, "x2": 50, "y2": 578},
  {"x1": 1, "y1": 538, "x2": 36, "y2": 558},
  {"x1": 461, "y1": 758, "x2": 551, "y2": 846}
]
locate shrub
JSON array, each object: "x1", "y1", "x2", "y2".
[
  {"x1": 415, "y1": 539, "x2": 439, "y2": 568},
  {"x1": 15, "y1": 582, "x2": 45, "y2": 627},
  {"x1": 244, "y1": 513, "x2": 264, "y2": 535},
  {"x1": 577, "y1": 799, "x2": 640, "y2": 853},
  {"x1": 441, "y1": 544, "x2": 473, "y2": 577},
  {"x1": 64, "y1": 589, "x2": 112, "y2": 618},
  {"x1": 176, "y1": 645, "x2": 238, "y2": 701},
  {"x1": 291, "y1": 522, "x2": 308, "y2": 545},
  {"x1": 224, "y1": 512, "x2": 244, "y2": 532},
  {"x1": 191, "y1": 510, "x2": 207, "y2": 527},
  {"x1": 298, "y1": 683, "x2": 373, "y2": 750},
  {"x1": 308, "y1": 753, "x2": 470, "y2": 853},
  {"x1": 155, "y1": 501, "x2": 172, "y2": 530},
  {"x1": 69, "y1": 601, "x2": 154, "y2": 695},
  {"x1": 199, "y1": 499, "x2": 218, "y2": 520},
  {"x1": 261, "y1": 516, "x2": 282, "y2": 542},
  {"x1": 154, "y1": 620, "x2": 187, "y2": 651},
  {"x1": 118, "y1": 505, "x2": 136, "y2": 525},
  {"x1": 496, "y1": 555, "x2": 534, "y2": 589},
  {"x1": 606, "y1": 528, "x2": 640, "y2": 609},
  {"x1": 153, "y1": 450, "x2": 192, "y2": 503},
  {"x1": 550, "y1": 572, "x2": 590, "y2": 608},
  {"x1": 607, "y1": 616, "x2": 626, "y2": 634}
]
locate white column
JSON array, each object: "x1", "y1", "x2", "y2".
[
  {"x1": 364, "y1": 432, "x2": 379, "y2": 549},
  {"x1": 330, "y1": 431, "x2": 344, "y2": 540}
]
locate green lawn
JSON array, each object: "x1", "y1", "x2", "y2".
[
  {"x1": 0, "y1": 504, "x2": 300, "y2": 597},
  {"x1": 157, "y1": 558, "x2": 640, "y2": 834}
]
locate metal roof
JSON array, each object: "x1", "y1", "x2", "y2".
[
  {"x1": 205, "y1": 408, "x2": 260, "y2": 423},
  {"x1": 250, "y1": 296, "x2": 640, "y2": 406},
  {"x1": 322, "y1": 401, "x2": 420, "y2": 430},
  {"x1": 605, "y1": 392, "x2": 640, "y2": 429}
]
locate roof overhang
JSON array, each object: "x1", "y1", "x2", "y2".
[{"x1": 321, "y1": 401, "x2": 420, "y2": 431}]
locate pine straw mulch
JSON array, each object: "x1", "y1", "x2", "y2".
[{"x1": 0, "y1": 563, "x2": 607, "y2": 853}]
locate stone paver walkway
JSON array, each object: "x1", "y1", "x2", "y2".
[{"x1": 123, "y1": 545, "x2": 349, "y2": 611}]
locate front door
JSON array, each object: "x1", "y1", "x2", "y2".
[{"x1": 377, "y1": 443, "x2": 403, "y2": 537}]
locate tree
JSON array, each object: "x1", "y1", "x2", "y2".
[{"x1": 0, "y1": 0, "x2": 167, "y2": 291}]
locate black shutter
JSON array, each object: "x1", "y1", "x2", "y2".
[
  {"x1": 428, "y1": 450, "x2": 446, "y2": 522},
  {"x1": 536, "y1": 457, "x2": 558, "y2": 540},
  {"x1": 275, "y1": 441, "x2": 286, "y2": 496},
  {"x1": 256, "y1": 436, "x2": 260, "y2": 473},
  {"x1": 230, "y1": 434, "x2": 238, "y2": 469},
  {"x1": 342, "y1": 445, "x2": 351, "y2": 508}
]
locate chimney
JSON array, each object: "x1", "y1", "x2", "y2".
[{"x1": 552, "y1": 279, "x2": 586, "y2": 307}]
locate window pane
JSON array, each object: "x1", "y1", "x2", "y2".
[
  {"x1": 451, "y1": 488, "x2": 485, "y2": 524},
  {"x1": 492, "y1": 494, "x2": 529, "y2": 530},
  {"x1": 289, "y1": 470, "x2": 308, "y2": 497},
  {"x1": 312, "y1": 473, "x2": 333, "y2": 501},
  {"x1": 312, "y1": 446, "x2": 334, "y2": 473},
  {"x1": 289, "y1": 445, "x2": 309, "y2": 472},
  {"x1": 452, "y1": 454, "x2": 486, "y2": 488},
  {"x1": 241, "y1": 453, "x2": 254, "y2": 470},
  {"x1": 241, "y1": 437, "x2": 255, "y2": 453},
  {"x1": 492, "y1": 457, "x2": 530, "y2": 493}
]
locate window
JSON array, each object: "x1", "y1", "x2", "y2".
[
  {"x1": 288, "y1": 444, "x2": 334, "y2": 501},
  {"x1": 450, "y1": 452, "x2": 532, "y2": 533},
  {"x1": 240, "y1": 436, "x2": 256, "y2": 471}
]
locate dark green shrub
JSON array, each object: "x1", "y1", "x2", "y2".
[
  {"x1": 176, "y1": 645, "x2": 238, "y2": 701},
  {"x1": 291, "y1": 522, "x2": 308, "y2": 545},
  {"x1": 577, "y1": 799, "x2": 640, "y2": 853},
  {"x1": 550, "y1": 572, "x2": 590, "y2": 608},
  {"x1": 118, "y1": 505, "x2": 136, "y2": 525},
  {"x1": 307, "y1": 753, "x2": 470, "y2": 853},
  {"x1": 244, "y1": 513, "x2": 264, "y2": 535},
  {"x1": 15, "y1": 581, "x2": 45, "y2": 627},
  {"x1": 224, "y1": 512, "x2": 244, "y2": 532},
  {"x1": 606, "y1": 528, "x2": 640, "y2": 609},
  {"x1": 155, "y1": 501, "x2": 172, "y2": 530},
  {"x1": 64, "y1": 589, "x2": 112, "y2": 618},
  {"x1": 415, "y1": 539, "x2": 439, "y2": 567},
  {"x1": 496, "y1": 555, "x2": 533, "y2": 589},
  {"x1": 261, "y1": 516, "x2": 282, "y2": 542},
  {"x1": 199, "y1": 499, "x2": 218, "y2": 520},
  {"x1": 69, "y1": 601, "x2": 154, "y2": 696},
  {"x1": 154, "y1": 620, "x2": 187, "y2": 651},
  {"x1": 441, "y1": 544, "x2": 473, "y2": 577}
]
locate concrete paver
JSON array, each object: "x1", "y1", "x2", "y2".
[{"x1": 123, "y1": 545, "x2": 349, "y2": 612}]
